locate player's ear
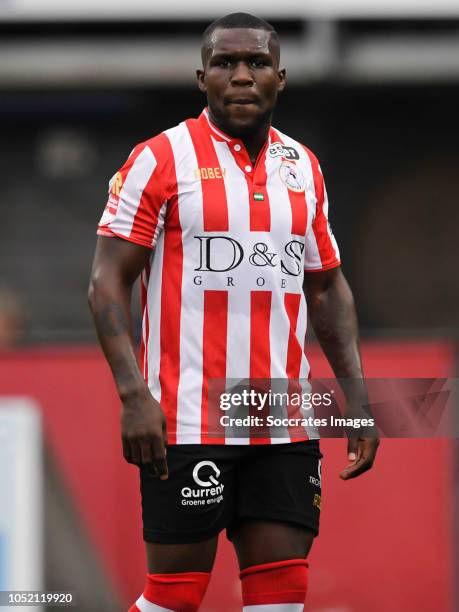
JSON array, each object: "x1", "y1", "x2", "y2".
[
  {"x1": 277, "y1": 68, "x2": 286, "y2": 93},
  {"x1": 196, "y1": 69, "x2": 207, "y2": 93}
]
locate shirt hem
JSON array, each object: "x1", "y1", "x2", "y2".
[
  {"x1": 96, "y1": 227, "x2": 153, "y2": 249},
  {"x1": 167, "y1": 435, "x2": 320, "y2": 445},
  {"x1": 304, "y1": 260, "x2": 341, "y2": 272}
]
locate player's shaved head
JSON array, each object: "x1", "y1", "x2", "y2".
[{"x1": 201, "y1": 12, "x2": 280, "y2": 66}]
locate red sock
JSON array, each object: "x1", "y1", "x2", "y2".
[
  {"x1": 129, "y1": 572, "x2": 211, "y2": 612},
  {"x1": 240, "y1": 559, "x2": 308, "y2": 609}
]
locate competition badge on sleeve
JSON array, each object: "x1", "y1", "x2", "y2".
[{"x1": 99, "y1": 171, "x2": 123, "y2": 226}]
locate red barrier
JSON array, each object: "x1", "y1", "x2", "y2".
[{"x1": 0, "y1": 341, "x2": 456, "y2": 611}]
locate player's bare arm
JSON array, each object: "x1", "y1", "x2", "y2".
[
  {"x1": 88, "y1": 235, "x2": 168, "y2": 479},
  {"x1": 303, "y1": 266, "x2": 379, "y2": 480}
]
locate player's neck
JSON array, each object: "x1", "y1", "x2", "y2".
[
  {"x1": 240, "y1": 128, "x2": 270, "y2": 164},
  {"x1": 207, "y1": 109, "x2": 271, "y2": 164}
]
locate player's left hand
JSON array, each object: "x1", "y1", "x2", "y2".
[{"x1": 339, "y1": 436, "x2": 380, "y2": 480}]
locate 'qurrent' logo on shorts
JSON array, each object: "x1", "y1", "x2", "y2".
[{"x1": 181, "y1": 461, "x2": 224, "y2": 507}]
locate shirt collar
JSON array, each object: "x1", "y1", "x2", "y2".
[{"x1": 198, "y1": 107, "x2": 273, "y2": 147}]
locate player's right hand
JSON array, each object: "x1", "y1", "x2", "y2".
[{"x1": 120, "y1": 388, "x2": 168, "y2": 479}]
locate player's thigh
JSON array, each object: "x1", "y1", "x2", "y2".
[
  {"x1": 146, "y1": 536, "x2": 218, "y2": 573},
  {"x1": 229, "y1": 440, "x2": 323, "y2": 568},
  {"x1": 140, "y1": 444, "x2": 238, "y2": 572},
  {"x1": 232, "y1": 519, "x2": 315, "y2": 569}
]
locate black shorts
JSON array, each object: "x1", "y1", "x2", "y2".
[{"x1": 140, "y1": 440, "x2": 323, "y2": 544}]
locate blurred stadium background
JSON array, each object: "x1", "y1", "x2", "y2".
[{"x1": 0, "y1": 1, "x2": 458, "y2": 610}]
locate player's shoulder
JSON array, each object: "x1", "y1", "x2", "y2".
[
  {"x1": 128, "y1": 118, "x2": 191, "y2": 163},
  {"x1": 271, "y1": 126, "x2": 320, "y2": 166}
]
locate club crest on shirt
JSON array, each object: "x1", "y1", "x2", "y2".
[{"x1": 279, "y1": 161, "x2": 306, "y2": 193}]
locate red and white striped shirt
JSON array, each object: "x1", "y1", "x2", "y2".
[{"x1": 98, "y1": 109, "x2": 340, "y2": 444}]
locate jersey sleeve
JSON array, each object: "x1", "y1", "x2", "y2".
[
  {"x1": 303, "y1": 147, "x2": 341, "y2": 272},
  {"x1": 97, "y1": 136, "x2": 172, "y2": 249}
]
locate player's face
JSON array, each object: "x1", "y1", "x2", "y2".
[{"x1": 197, "y1": 28, "x2": 286, "y2": 136}]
